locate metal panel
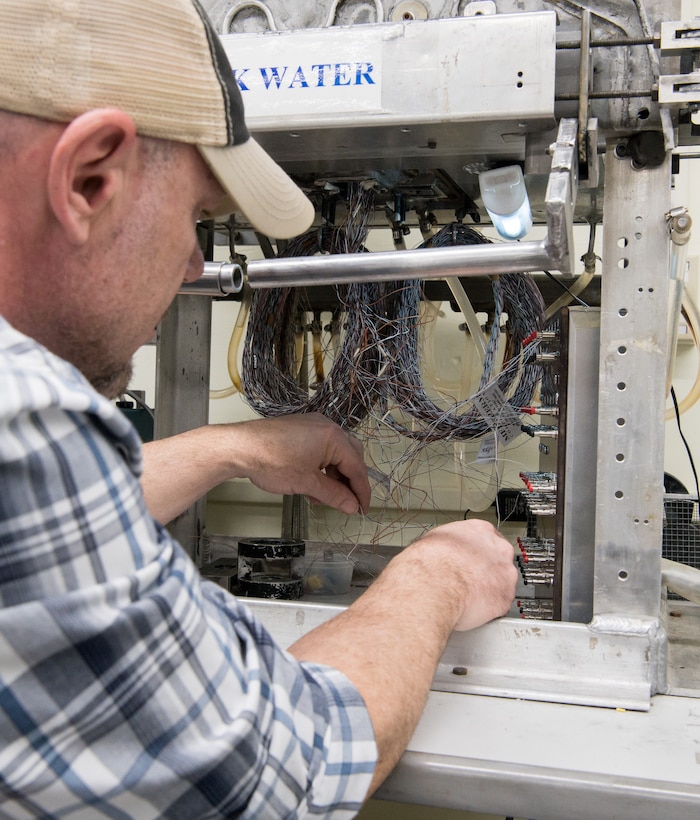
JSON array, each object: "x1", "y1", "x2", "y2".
[
  {"x1": 559, "y1": 307, "x2": 600, "y2": 623},
  {"x1": 220, "y1": 12, "x2": 556, "y2": 171},
  {"x1": 376, "y1": 690, "x2": 700, "y2": 820},
  {"x1": 593, "y1": 147, "x2": 671, "y2": 621},
  {"x1": 246, "y1": 599, "x2": 659, "y2": 709},
  {"x1": 380, "y1": 751, "x2": 700, "y2": 820},
  {"x1": 245, "y1": 117, "x2": 579, "y2": 282}
]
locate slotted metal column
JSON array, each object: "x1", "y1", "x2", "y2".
[
  {"x1": 593, "y1": 145, "x2": 671, "y2": 626},
  {"x1": 154, "y1": 295, "x2": 212, "y2": 564}
]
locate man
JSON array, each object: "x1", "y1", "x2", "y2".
[{"x1": 0, "y1": 0, "x2": 517, "y2": 816}]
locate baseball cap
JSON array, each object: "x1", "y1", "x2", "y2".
[{"x1": 0, "y1": 0, "x2": 315, "y2": 239}]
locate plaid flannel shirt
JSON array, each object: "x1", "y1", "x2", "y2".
[{"x1": 0, "y1": 317, "x2": 376, "y2": 818}]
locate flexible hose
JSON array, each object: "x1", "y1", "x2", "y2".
[
  {"x1": 446, "y1": 277, "x2": 487, "y2": 363},
  {"x1": 545, "y1": 267, "x2": 595, "y2": 321},
  {"x1": 662, "y1": 557, "x2": 700, "y2": 605},
  {"x1": 210, "y1": 287, "x2": 251, "y2": 399}
]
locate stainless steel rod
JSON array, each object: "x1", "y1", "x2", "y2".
[
  {"x1": 246, "y1": 240, "x2": 554, "y2": 289},
  {"x1": 179, "y1": 262, "x2": 244, "y2": 296},
  {"x1": 557, "y1": 36, "x2": 654, "y2": 49}
]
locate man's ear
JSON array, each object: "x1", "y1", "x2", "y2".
[{"x1": 46, "y1": 108, "x2": 139, "y2": 245}]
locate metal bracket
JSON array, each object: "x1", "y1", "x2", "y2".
[
  {"x1": 657, "y1": 21, "x2": 700, "y2": 109},
  {"x1": 245, "y1": 119, "x2": 579, "y2": 288},
  {"x1": 543, "y1": 118, "x2": 578, "y2": 274},
  {"x1": 657, "y1": 20, "x2": 700, "y2": 55},
  {"x1": 658, "y1": 72, "x2": 700, "y2": 108}
]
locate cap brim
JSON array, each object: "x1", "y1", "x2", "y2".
[{"x1": 198, "y1": 137, "x2": 314, "y2": 239}]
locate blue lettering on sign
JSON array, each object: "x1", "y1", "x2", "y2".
[
  {"x1": 233, "y1": 62, "x2": 375, "y2": 91},
  {"x1": 233, "y1": 68, "x2": 251, "y2": 91},
  {"x1": 259, "y1": 66, "x2": 289, "y2": 89},
  {"x1": 356, "y1": 62, "x2": 374, "y2": 84},
  {"x1": 312, "y1": 64, "x2": 332, "y2": 86},
  {"x1": 334, "y1": 63, "x2": 352, "y2": 86},
  {"x1": 289, "y1": 66, "x2": 310, "y2": 88}
]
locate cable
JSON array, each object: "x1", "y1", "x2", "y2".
[
  {"x1": 210, "y1": 287, "x2": 251, "y2": 399},
  {"x1": 666, "y1": 289, "x2": 700, "y2": 419},
  {"x1": 661, "y1": 558, "x2": 700, "y2": 606},
  {"x1": 541, "y1": 269, "x2": 590, "y2": 311},
  {"x1": 123, "y1": 390, "x2": 154, "y2": 418},
  {"x1": 378, "y1": 224, "x2": 544, "y2": 442},
  {"x1": 670, "y1": 385, "x2": 700, "y2": 506},
  {"x1": 241, "y1": 213, "x2": 545, "y2": 446},
  {"x1": 445, "y1": 276, "x2": 487, "y2": 363},
  {"x1": 242, "y1": 184, "x2": 379, "y2": 428}
]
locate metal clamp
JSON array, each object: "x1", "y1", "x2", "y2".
[{"x1": 178, "y1": 262, "x2": 245, "y2": 296}]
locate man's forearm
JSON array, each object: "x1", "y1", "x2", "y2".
[
  {"x1": 141, "y1": 415, "x2": 372, "y2": 523},
  {"x1": 289, "y1": 548, "x2": 458, "y2": 794},
  {"x1": 141, "y1": 427, "x2": 231, "y2": 523},
  {"x1": 287, "y1": 523, "x2": 515, "y2": 797}
]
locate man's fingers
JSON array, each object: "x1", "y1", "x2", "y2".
[
  {"x1": 325, "y1": 462, "x2": 370, "y2": 514},
  {"x1": 313, "y1": 471, "x2": 361, "y2": 516}
]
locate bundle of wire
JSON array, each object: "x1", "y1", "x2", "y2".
[
  {"x1": 379, "y1": 223, "x2": 545, "y2": 441},
  {"x1": 241, "y1": 191, "x2": 545, "y2": 442},
  {"x1": 242, "y1": 183, "x2": 380, "y2": 428}
]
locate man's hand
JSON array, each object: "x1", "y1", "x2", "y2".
[
  {"x1": 290, "y1": 517, "x2": 517, "y2": 795},
  {"x1": 141, "y1": 413, "x2": 370, "y2": 524},
  {"x1": 225, "y1": 413, "x2": 371, "y2": 516},
  {"x1": 409, "y1": 519, "x2": 518, "y2": 631}
]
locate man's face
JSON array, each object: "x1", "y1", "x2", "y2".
[{"x1": 59, "y1": 141, "x2": 226, "y2": 398}]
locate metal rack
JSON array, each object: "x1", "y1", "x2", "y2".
[
  {"x1": 151, "y1": 4, "x2": 700, "y2": 814},
  {"x1": 154, "y1": 2, "x2": 700, "y2": 712}
]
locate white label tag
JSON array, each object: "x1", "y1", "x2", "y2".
[
  {"x1": 476, "y1": 433, "x2": 498, "y2": 463},
  {"x1": 223, "y1": 33, "x2": 383, "y2": 118},
  {"x1": 472, "y1": 383, "x2": 522, "y2": 445}
]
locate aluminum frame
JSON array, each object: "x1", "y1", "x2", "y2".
[
  {"x1": 159, "y1": 2, "x2": 686, "y2": 711},
  {"x1": 245, "y1": 146, "x2": 676, "y2": 712},
  {"x1": 247, "y1": 597, "x2": 663, "y2": 709}
]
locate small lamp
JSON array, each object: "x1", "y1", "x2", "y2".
[{"x1": 479, "y1": 165, "x2": 532, "y2": 240}]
